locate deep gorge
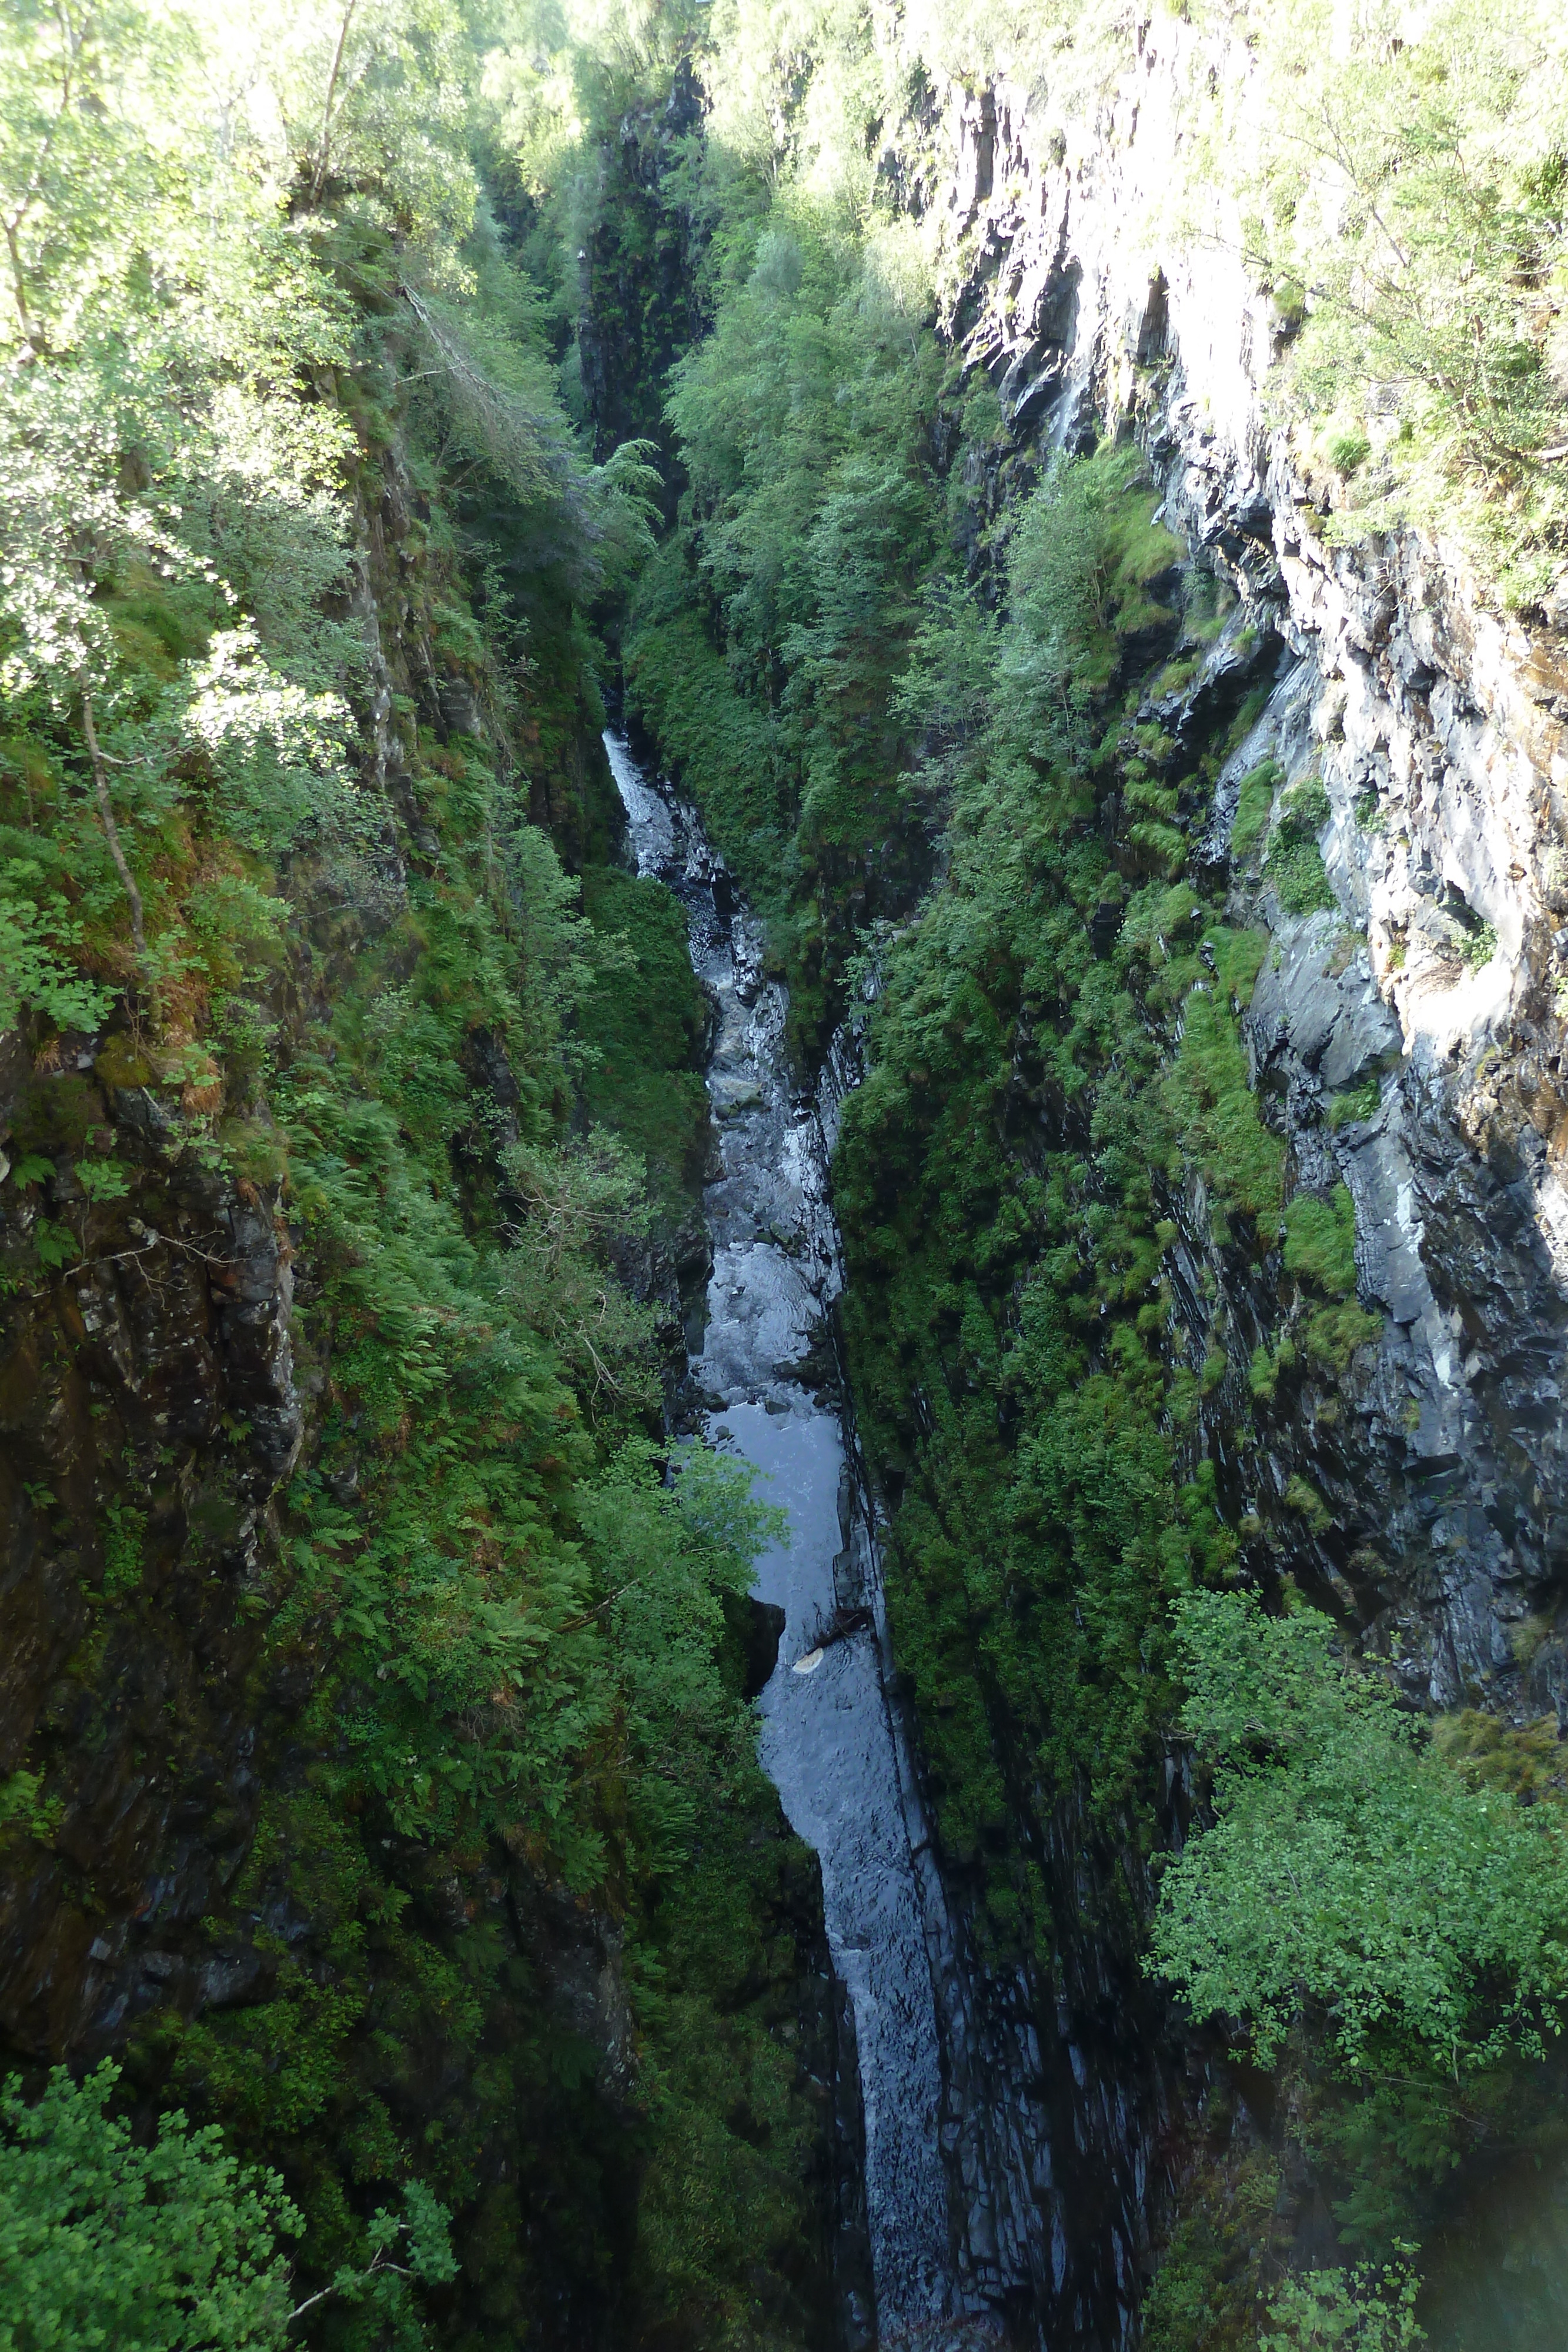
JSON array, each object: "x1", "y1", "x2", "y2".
[{"x1": 2, "y1": 4, "x2": 1568, "y2": 2349}]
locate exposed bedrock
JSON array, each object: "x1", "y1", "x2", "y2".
[{"x1": 844, "y1": 43, "x2": 1568, "y2": 2346}]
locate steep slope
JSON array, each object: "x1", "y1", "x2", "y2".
[
  {"x1": 543, "y1": 5, "x2": 1568, "y2": 2345},
  {"x1": 6, "y1": 4, "x2": 1568, "y2": 2348},
  {"x1": 0, "y1": 12, "x2": 844, "y2": 2348}
]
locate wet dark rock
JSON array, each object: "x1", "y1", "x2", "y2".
[
  {"x1": 607, "y1": 730, "x2": 984, "y2": 2344},
  {"x1": 726, "y1": 1592, "x2": 787, "y2": 1701},
  {"x1": 865, "y1": 46, "x2": 1568, "y2": 2343}
]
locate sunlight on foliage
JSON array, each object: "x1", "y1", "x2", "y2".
[{"x1": 1152, "y1": 1591, "x2": 1568, "y2": 2073}]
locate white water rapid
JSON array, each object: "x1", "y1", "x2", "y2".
[{"x1": 605, "y1": 731, "x2": 1007, "y2": 2351}]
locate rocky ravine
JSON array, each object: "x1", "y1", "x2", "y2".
[
  {"x1": 928, "y1": 18, "x2": 1568, "y2": 1766},
  {"x1": 827, "y1": 36, "x2": 1568, "y2": 2350}
]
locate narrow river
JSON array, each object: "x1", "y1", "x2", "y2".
[{"x1": 606, "y1": 733, "x2": 1006, "y2": 2350}]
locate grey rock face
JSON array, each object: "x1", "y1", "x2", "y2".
[{"x1": 840, "y1": 41, "x2": 1568, "y2": 2347}]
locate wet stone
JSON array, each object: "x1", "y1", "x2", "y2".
[{"x1": 604, "y1": 730, "x2": 1008, "y2": 2348}]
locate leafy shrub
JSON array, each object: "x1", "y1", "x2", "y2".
[
  {"x1": 1271, "y1": 837, "x2": 1337, "y2": 916},
  {"x1": 0, "y1": 2063, "x2": 296, "y2": 2351},
  {"x1": 1456, "y1": 916, "x2": 1499, "y2": 970},
  {"x1": 0, "y1": 1771, "x2": 63, "y2": 1852},
  {"x1": 1328, "y1": 1080, "x2": 1382, "y2": 1129},
  {"x1": 1151, "y1": 1590, "x2": 1568, "y2": 2072},
  {"x1": 1260, "y1": 2253, "x2": 1424, "y2": 2350},
  {"x1": 1004, "y1": 445, "x2": 1183, "y2": 743}
]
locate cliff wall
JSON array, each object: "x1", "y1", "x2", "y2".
[
  {"x1": 842, "y1": 32, "x2": 1568, "y2": 2344},
  {"x1": 0, "y1": 388, "x2": 846, "y2": 2348}
]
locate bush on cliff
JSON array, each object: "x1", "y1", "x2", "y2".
[{"x1": 1152, "y1": 1590, "x2": 1568, "y2": 2075}]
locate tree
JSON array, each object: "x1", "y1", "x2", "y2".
[
  {"x1": 0, "y1": 2063, "x2": 457, "y2": 2350},
  {"x1": 1149, "y1": 1590, "x2": 1568, "y2": 2074},
  {"x1": 0, "y1": 2063, "x2": 296, "y2": 2351}
]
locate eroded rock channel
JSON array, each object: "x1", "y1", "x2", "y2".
[{"x1": 607, "y1": 730, "x2": 1018, "y2": 2350}]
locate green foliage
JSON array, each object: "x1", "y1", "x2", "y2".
[
  {"x1": 1151, "y1": 1591, "x2": 1568, "y2": 2073},
  {"x1": 0, "y1": 1771, "x2": 64, "y2": 1850},
  {"x1": 1238, "y1": 0, "x2": 1568, "y2": 597},
  {"x1": 1266, "y1": 781, "x2": 1336, "y2": 917},
  {"x1": 1456, "y1": 916, "x2": 1499, "y2": 970},
  {"x1": 1164, "y1": 983, "x2": 1285, "y2": 1228},
  {"x1": 13, "y1": 3, "x2": 1556, "y2": 2339},
  {"x1": 0, "y1": 2062, "x2": 297, "y2": 2351},
  {"x1": 1283, "y1": 1187, "x2": 1382, "y2": 1369},
  {"x1": 1231, "y1": 763, "x2": 1283, "y2": 867},
  {"x1": 1328, "y1": 1079, "x2": 1383, "y2": 1129},
  {"x1": 1283, "y1": 1187, "x2": 1359, "y2": 1296},
  {"x1": 1251, "y1": 1337, "x2": 1297, "y2": 1401},
  {"x1": 1300, "y1": 1301, "x2": 1383, "y2": 1375},
  {"x1": 578, "y1": 864, "x2": 712, "y2": 1219},
  {"x1": 1206, "y1": 924, "x2": 1269, "y2": 1010},
  {"x1": 624, "y1": 567, "x2": 790, "y2": 917},
  {"x1": 0, "y1": 12, "x2": 843, "y2": 2347},
  {"x1": 0, "y1": 2062, "x2": 458, "y2": 2352},
  {"x1": 1002, "y1": 445, "x2": 1183, "y2": 743},
  {"x1": 625, "y1": 183, "x2": 944, "y2": 1031},
  {"x1": 1259, "y1": 2253, "x2": 1425, "y2": 2350},
  {"x1": 101, "y1": 1499, "x2": 145, "y2": 1598},
  {"x1": 0, "y1": 860, "x2": 113, "y2": 1034},
  {"x1": 1139, "y1": 2148, "x2": 1287, "y2": 2351},
  {"x1": 507, "y1": 0, "x2": 1566, "y2": 614},
  {"x1": 828, "y1": 454, "x2": 1268, "y2": 1908},
  {"x1": 620, "y1": 1762, "x2": 833, "y2": 2345}
]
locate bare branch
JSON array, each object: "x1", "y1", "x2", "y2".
[
  {"x1": 287, "y1": 2243, "x2": 412, "y2": 2326},
  {"x1": 309, "y1": 1, "x2": 360, "y2": 206},
  {"x1": 78, "y1": 679, "x2": 146, "y2": 962}
]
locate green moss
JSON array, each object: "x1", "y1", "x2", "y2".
[
  {"x1": 1229, "y1": 757, "x2": 1282, "y2": 864},
  {"x1": 1105, "y1": 486, "x2": 1185, "y2": 630},
  {"x1": 1205, "y1": 925, "x2": 1268, "y2": 1010},
  {"x1": 1283, "y1": 1185, "x2": 1358, "y2": 1295},
  {"x1": 1269, "y1": 834, "x2": 1336, "y2": 915},
  {"x1": 1282, "y1": 1473, "x2": 1331, "y2": 1529},
  {"x1": 1434, "y1": 1709, "x2": 1568, "y2": 1805},
  {"x1": 12, "y1": 1074, "x2": 105, "y2": 1156},
  {"x1": 1223, "y1": 686, "x2": 1272, "y2": 758},
  {"x1": 1301, "y1": 1300, "x2": 1383, "y2": 1373},
  {"x1": 1151, "y1": 653, "x2": 1201, "y2": 697},
  {"x1": 93, "y1": 1036, "x2": 155, "y2": 1091},
  {"x1": 1266, "y1": 778, "x2": 1336, "y2": 915},
  {"x1": 218, "y1": 1118, "x2": 289, "y2": 1188},
  {"x1": 1327, "y1": 1077, "x2": 1383, "y2": 1128},
  {"x1": 1164, "y1": 984, "x2": 1285, "y2": 1227},
  {"x1": 1249, "y1": 1336, "x2": 1296, "y2": 1400},
  {"x1": 1121, "y1": 881, "x2": 1201, "y2": 957}
]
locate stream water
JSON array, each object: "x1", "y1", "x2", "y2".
[{"x1": 605, "y1": 733, "x2": 1007, "y2": 2350}]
